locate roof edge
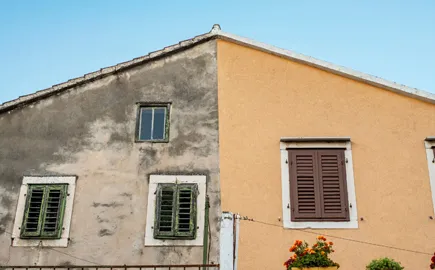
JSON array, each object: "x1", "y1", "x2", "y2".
[
  {"x1": 0, "y1": 31, "x2": 217, "y2": 114},
  {"x1": 1, "y1": 25, "x2": 434, "y2": 114},
  {"x1": 215, "y1": 30, "x2": 435, "y2": 105}
]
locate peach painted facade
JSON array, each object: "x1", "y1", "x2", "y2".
[{"x1": 217, "y1": 39, "x2": 435, "y2": 269}]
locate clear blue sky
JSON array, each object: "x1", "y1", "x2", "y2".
[{"x1": 1, "y1": 0, "x2": 434, "y2": 104}]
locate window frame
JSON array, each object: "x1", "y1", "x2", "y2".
[
  {"x1": 144, "y1": 175, "x2": 206, "y2": 246},
  {"x1": 11, "y1": 176, "x2": 77, "y2": 247},
  {"x1": 425, "y1": 138, "x2": 435, "y2": 215},
  {"x1": 154, "y1": 183, "x2": 198, "y2": 240},
  {"x1": 20, "y1": 184, "x2": 68, "y2": 239},
  {"x1": 280, "y1": 138, "x2": 358, "y2": 229},
  {"x1": 135, "y1": 102, "x2": 171, "y2": 143}
]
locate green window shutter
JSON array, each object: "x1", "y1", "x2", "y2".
[
  {"x1": 175, "y1": 184, "x2": 197, "y2": 239},
  {"x1": 20, "y1": 184, "x2": 67, "y2": 239},
  {"x1": 21, "y1": 185, "x2": 45, "y2": 238},
  {"x1": 154, "y1": 183, "x2": 198, "y2": 239},
  {"x1": 154, "y1": 184, "x2": 176, "y2": 238},
  {"x1": 41, "y1": 185, "x2": 68, "y2": 238}
]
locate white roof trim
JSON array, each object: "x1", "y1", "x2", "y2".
[
  {"x1": 1, "y1": 25, "x2": 434, "y2": 113},
  {"x1": 280, "y1": 137, "x2": 351, "y2": 143},
  {"x1": 214, "y1": 29, "x2": 435, "y2": 105}
]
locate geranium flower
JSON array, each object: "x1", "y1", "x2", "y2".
[
  {"x1": 328, "y1": 241, "x2": 333, "y2": 245},
  {"x1": 289, "y1": 245, "x2": 297, "y2": 252},
  {"x1": 317, "y1": 235, "x2": 327, "y2": 241},
  {"x1": 283, "y1": 258, "x2": 293, "y2": 267}
]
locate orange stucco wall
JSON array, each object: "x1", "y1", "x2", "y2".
[{"x1": 217, "y1": 39, "x2": 435, "y2": 269}]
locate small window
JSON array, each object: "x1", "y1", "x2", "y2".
[
  {"x1": 154, "y1": 183, "x2": 198, "y2": 239},
  {"x1": 137, "y1": 105, "x2": 169, "y2": 142},
  {"x1": 21, "y1": 184, "x2": 67, "y2": 239},
  {"x1": 288, "y1": 149, "x2": 349, "y2": 222}
]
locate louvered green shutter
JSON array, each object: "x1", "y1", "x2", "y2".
[
  {"x1": 21, "y1": 185, "x2": 45, "y2": 238},
  {"x1": 175, "y1": 184, "x2": 197, "y2": 239},
  {"x1": 154, "y1": 183, "x2": 197, "y2": 239},
  {"x1": 21, "y1": 184, "x2": 67, "y2": 239},
  {"x1": 41, "y1": 185, "x2": 68, "y2": 238},
  {"x1": 154, "y1": 184, "x2": 176, "y2": 238}
]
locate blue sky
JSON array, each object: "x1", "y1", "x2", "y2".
[{"x1": 1, "y1": 0, "x2": 434, "y2": 104}]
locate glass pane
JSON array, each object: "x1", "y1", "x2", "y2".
[
  {"x1": 152, "y1": 108, "x2": 166, "y2": 140},
  {"x1": 139, "y1": 108, "x2": 153, "y2": 140}
]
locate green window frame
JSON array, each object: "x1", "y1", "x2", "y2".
[
  {"x1": 136, "y1": 103, "x2": 170, "y2": 142},
  {"x1": 20, "y1": 184, "x2": 68, "y2": 239},
  {"x1": 154, "y1": 183, "x2": 198, "y2": 239}
]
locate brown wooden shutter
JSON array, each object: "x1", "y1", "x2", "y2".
[
  {"x1": 317, "y1": 149, "x2": 349, "y2": 221},
  {"x1": 288, "y1": 150, "x2": 321, "y2": 221}
]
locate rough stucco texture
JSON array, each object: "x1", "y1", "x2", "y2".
[
  {"x1": 0, "y1": 41, "x2": 220, "y2": 265},
  {"x1": 217, "y1": 40, "x2": 435, "y2": 269}
]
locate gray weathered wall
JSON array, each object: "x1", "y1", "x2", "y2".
[{"x1": 0, "y1": 41, "x2": 220, "y2": 265}]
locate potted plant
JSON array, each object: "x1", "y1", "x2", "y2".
[
  {"x1": 366, "y1": 257, "x2": 404, "y2": 270},
  {"x1": 284, "y1": 235, "x2": 339, "y2": 270}
]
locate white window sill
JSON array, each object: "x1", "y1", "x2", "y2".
[{"x1": 283, "y1": 220, "x2": 358, "y2": 229}]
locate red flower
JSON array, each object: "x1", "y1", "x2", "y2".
[{"x1": 283, "y1": 258, "x2": 293, "y2": 267}]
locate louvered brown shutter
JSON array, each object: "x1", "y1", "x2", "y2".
[
  {"x1": 288, "y1": 150, "x2": 321, "y2": 221},
  {"x1": 317, "y1": 149, "x2": 349, "y2": 221},
  {"x1": 288, "y1": 149, "x2": 349, "y2": 221}
]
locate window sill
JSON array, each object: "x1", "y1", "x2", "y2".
[
  {"x1": 283, "y1": 220, "x2": 358, "y2": 229},
  {"x1": 135, "y1": 139, "x2": 169, "y2": 143},
  {"x1": 12, "y1": 238, "x2": 68, "y2": 247}
]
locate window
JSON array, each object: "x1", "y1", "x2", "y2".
[
  {"x1": 425, "y1": 138, "x2": 435, "y2": 215},
  {"x1": 154, "y1": 183, "x2": 198, "y2": 239},
  {"x1": 280, "y1": 138, "x2": 358, "y2": 229},
  {"x1": 144, "y1": 175, "x2": 206, "y2": 246},
  {"x1": 288, "y1": 149, "x2": 349, "y2": 221},
  {"x1": 12, "y1": 176, "x2": 77, "y2": 247},
  {"x1": 21, "y1": 184, "x2": 67, "y2": 239},
  {"x1": 136, "y1": 104, "x2": 170, "y2": 142}
]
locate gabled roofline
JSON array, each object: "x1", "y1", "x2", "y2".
[
  {"x1": 1, "y1": 25, "x2": 434, "y2": 114},
  {"x1": 0, "y1": 30, "x2": 217, "y2": 114},
  {"x1": 215, "y1": 30, "x2": 435, "y2": 105}
]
